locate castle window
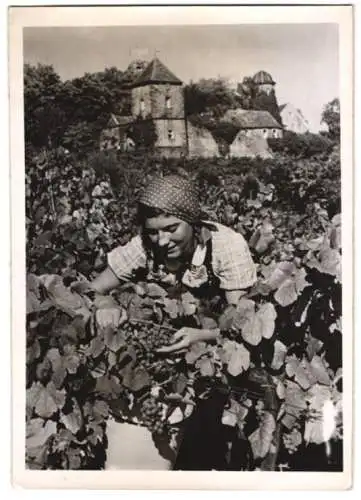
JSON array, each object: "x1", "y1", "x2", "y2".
[
  {"x1": 263, "y1": 129, "x2": 268, "y2": 138},
  {"x1": 140, "y1": 98, "x2": 145, "y2": 113},
  {"x1": 166, "y1": 96, "x2": 172, "y2": 109},
  {"x1": 168, "y1": 129, "x2": 175, "y2": 141}
]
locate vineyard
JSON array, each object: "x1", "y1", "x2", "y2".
[{"x1": 26, "y1": 146, "x2": 343, "y2": 471}]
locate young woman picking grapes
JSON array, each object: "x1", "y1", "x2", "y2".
[{"x1": 83, "y1": 174, "x2": 257, "y2": 470}]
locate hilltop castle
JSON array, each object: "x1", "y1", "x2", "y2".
[{"x1": 100, "y1": 58, "x2": 284, "y2": 158}]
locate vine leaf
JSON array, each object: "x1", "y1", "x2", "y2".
[
  {"x1": 27, "y1": 339, "x2": 41, "y2": 364},
  {"x1": 92, "y1": 400, "x2": 110, "y2": 421},
  {"x1": 185, "y1": 342, "x2": 208, "y2": 364},
  {"x1": 284, "y1": 380, "x2": 307, "y2": 420},
  {"x1": 318, "y1": 247, "x2": 342, "y2": 279},
  {"x1": 276, "y1": 380, "x2": 286, "y2": 400},
  {"x1": 258, "y1": 303, "x2": 277, "y2": 339},
  {"x1": 227, "y1": 343, "x2": 250, "y2": 376},
  {"x1": 181, "y1": 292, "x2": 200, "y2": 317},
  {"x1": 39, "y1": 274, "x2": 90, "y2": 320},
  {"x1": 304, "y1": 384, "x2": 334, "y2": 444},
  {"x1": 233, "y1": 299, "x2": 256, "y2": 332},
  {"x1": 310, "y1": 355, "x2": 331, "y2": 385},
  {"x1": 26, "y1": 418, "x2": 57, "y2": 449},
  {"x1": 274, "y1": 279, "x2": 298, "y2": 307},
  {"x1": 95, "y1": 374, "x2": 123, "y2": 396},
  {"x1": 103, "y1": 325, "x2": 126, "y2": 353},
  {"x1": 27, "y1": 381, "x2": 66, "y2": 418},
  {"x1": 63, "y1": 353, "x2": 81, "y2": 375},
  {"x1": 242, "y1": 314, "x2": 262, "y2": 346},
  {"x1": 222, "y1": 398, "x2": 249, "y2": 428},
  {"x1": 294, "y1": 268, "x2": 310, "y2": 294},
  {"x1": 306, "y1": 336, "x2": 324, "y2": 361},
  {"x1": 145, "y1": 283, "x2": 168, "y2": 298},
  {"x1": 266, "y1": 261, "x2": 296, "y2": 290},
  {"x1": 167, "y1": 406, "x2": 184, "y2": 425},
  {"x1": 163, "y1": 298, "x2": 181, "y2": 319},
  {"x1": 46, "y1": 348, "x2": 63, "y2": 372},
  {"x1": 196, "y1": 358, "x2": 215, "y2": 377},
  {"x1": 282, "y1": 413, "x2": 298, "y2": 430},
  {"x1": 87, "y1": 421, "x2": 104, "y2": 446},
  {"x1": 52, "y1": 367, "x2": 67, "y2": 389},
  {"x1": 250, "y1": 222, "x2": 275, "y2": 254},
  {"x1": 294, "y1": 359, "x2": 318, "y2": 390},
  {"x1": 260, "y1": 261, "x2": 278, "y2": 280},
  {"x1": 271, "y1": 340, "x2": 287, "y2": 370},
  {"x1": 86, "y1": 335, "x2": 105, "y2": 358},
  {"x1": 121, "y1": 364, "x2": 151, "y2": 392},
  {"x1": 218, "y1": 305, "x2": 238, "y2": 331},
  {"x1": 200, "y1": 316, "x2": 218, "y2": 330},
  {"x1": 249, "y1": 411, "x2": 276, "y2": 459},
  {"x1": 285, "y1": 355, "x2": 300, "y2": 378},
  {"x1": 60, "y1": 398, "x2": 83, "y2": 434},
  {"x1": 173, "y1": 373, "x2": 188, "y2": 394}
]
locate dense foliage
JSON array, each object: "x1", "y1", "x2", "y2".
[
  {"x1": 26, "y1": 144, "x2": 342, "y2": 471},
  {"x1": 321, "y1": 98, "x2": 340, "y2": 141},
  {"x1": 268, "y1": 131, "x2": 335, "y2": 159}
]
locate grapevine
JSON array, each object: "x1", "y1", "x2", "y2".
[{"x1": 26, "y1": 146, "x2": 342, "y2": 471}]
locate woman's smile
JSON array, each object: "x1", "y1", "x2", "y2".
[{"x1": 144, "y1": 214, "x2": 194, "y2": 260}]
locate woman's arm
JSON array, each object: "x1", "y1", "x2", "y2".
[
  {"x1": 90, "y1": 266, "x2": 122, "y2": 294},
  {"x1": 157, "y1": 289, "x2": 249, "y2": 353}
]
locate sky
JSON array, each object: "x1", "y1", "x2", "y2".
[{"x1": 23, "y1": 24, "x2": 339, "y2": 132}]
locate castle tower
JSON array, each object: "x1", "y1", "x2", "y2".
[
  {"x1": 253, "y1": 70, "x2": 276, "y2": 96},
  {"x1": 129, "y1": 57, "x2": 187, "y2": 157}
]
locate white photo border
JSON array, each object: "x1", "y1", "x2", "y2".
[{"x1": 9, "y1": 4, "x2": 354, "y2": 491}]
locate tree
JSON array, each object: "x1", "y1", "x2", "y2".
[
  {"x1": 268, "y1": 130, "x2": 334, "y2": 158},
  {"x1": 321, "y1": 98, "x2": 340, "y2": 141},
  {"x1": 184, "y1": 78, "x2": 239, "y2": 117},
  {"x1": 24, "y1": 63, "x2": 67, "y2": 149},
  {"x1": 252, "y1": 89, "x2": 283, "y2": 126},
  {"x1": 236, "y1": 77, "x2": 256, "y2": 109}
]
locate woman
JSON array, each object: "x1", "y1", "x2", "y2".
[{"x1": 87, "y1": 174, "x2": 257, "y2": 470}]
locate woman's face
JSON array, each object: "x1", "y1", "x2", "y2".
[{"x1": 143, "y1": 214, "x2": 194, "y2": 260}]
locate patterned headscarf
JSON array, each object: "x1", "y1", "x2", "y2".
[{"x1": 138, "y1": 175, "x2": 201, "y2": 225}]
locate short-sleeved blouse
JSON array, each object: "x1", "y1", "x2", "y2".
[{"x1": 107, "y1": 221, "x2": 257, "y2": 291}]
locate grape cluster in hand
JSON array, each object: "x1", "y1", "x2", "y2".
[
  {"x1": 143, "y1": 326, "x2": 173, "y2": 351},
  {"x1": 121, "y1": 322, "x2": 176, "y2": 379}
]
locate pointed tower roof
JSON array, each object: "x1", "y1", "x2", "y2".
[
  {"x1": 253, "y1": 70, "x2": 275, "y2": 85},
  {"x1": 130, "y1": 57, "x2": 182, "y2": 87}
]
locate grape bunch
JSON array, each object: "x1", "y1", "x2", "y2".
[
  {"x1": 140, "y1": 396, "x2": 166, "y2": 435},
  {"x1": 143, "y1": 326, "x2": 174, "y2": 351},
  {"x1": 282, "y1": 428, "x2": 302, "y2": 455},
  {"x1": 122, "y1": 321, "x2": 174, "y2": 351},
  {"x1": 120, "y1": 321, "x2": 177, "y2": 380}
]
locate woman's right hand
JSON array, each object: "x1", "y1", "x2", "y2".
[{"x1": 96, "y1": 307, "x2": 127, "y2": 329}]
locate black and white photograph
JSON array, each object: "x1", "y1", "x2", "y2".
[{"x1": 9, "y1": 4, "x2": 353, "y2": 490}]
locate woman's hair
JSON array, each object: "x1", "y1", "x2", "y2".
[{"x1": 135, "y1": 202, "x2": 169, "y2": 228}]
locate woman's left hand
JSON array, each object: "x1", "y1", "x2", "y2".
[{"x1": 156, "y1": 327, "x2": 219, "y2": 354}]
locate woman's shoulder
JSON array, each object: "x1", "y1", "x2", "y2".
[
  {"x1": 107, "y1": 234, "x2": 147, "y2": 281},
  {"x1": 205, "y1": 221, "x2": 248, "y2": 247},
  {"x1": 203, "y1": 221, "x2": 257, "y2": 290}
]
